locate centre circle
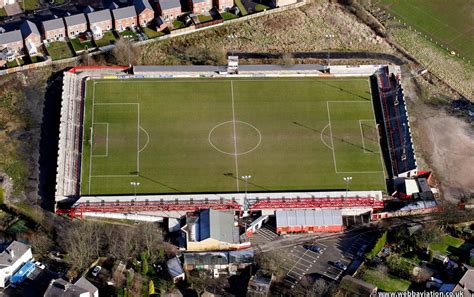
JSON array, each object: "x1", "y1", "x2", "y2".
[{"x1": 208, "y1": 121, "x2": 262, "y2": 156}]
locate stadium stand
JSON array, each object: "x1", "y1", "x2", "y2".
[{"x1": 372, "y1": 67, "x2": 416, "y2": 178}]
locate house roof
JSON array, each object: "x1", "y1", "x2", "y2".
[
  {"x1": 158, "y1": 0, "x2": 181, "y2": 11},
  {"x1": 199, "y1": 209, "x2": 237, "y2": 243},
  {"x1": 0, "y1": 30, "x2": 23, "y2": 46},
  {"x1": 20, "y1": 20, "x2": 40, "y2": 38},
  {"x1": 42, "y1": 18, "x2": 65, "y2": 31},
  {"x1": 109, "y1": 1, "x2": 119, "y2": 10},
  {"x1": 184, "y1": 252, "x2": 229, "y2": 266},
  {"x1": 83, "y1": 5, "x2": 94, "y2": 13},
  {"x1": 134, "y1": 0, "x2": 153, "y2": 14},
  {"x1": 87, "y1": 9, "x2": 112, "y2": 24},
  {"x1": 166, "y1": 257, "x2": 184, "y2": 278},
  {"x1": 454, "y1": 268, "x2": 474, "y2": 295},
  {"x1": 64, "y1": 13, "x2": 87, "y2": 27},
  {"x1": 74, "y1": 277, "x2": 98, "y2": 295},
  {"x1": 0, "y1": 241, "x2": 30, "y2": 267},
  {"x1": 44, "y1": 279, "x2": 89, "y2": 297},
  {"x1": 192, "y1": 0, "x2": 208, "y2": 4},
  {"x1": 112, "y1": 6, "x2": 137, "y2": 20},
  {"x1": 228, "y1": 250, "x2": 254, "y2": 264}
]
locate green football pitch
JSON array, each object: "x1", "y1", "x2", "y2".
[{"x1": 80, "y1": 78, "x2": 387, "y2": 195}]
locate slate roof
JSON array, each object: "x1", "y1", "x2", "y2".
[
  {"x1": 109, "y1": 1, "x2": 119, "y2": 9},
  {"x1": 20, "y1": 20, "x2": 40, "y2": 38},
  {"x1": 0, "y1": 241, "x2": 30, "y2": 267},
  {"x1": 134, "y1": 0, "x2": 153, "y2": 14},
  {"x1": 87, "y1": 9, "x2": 112, "y2": 24},
  {"x1": 42, "y1": 18, "x2": 65, "y2": 31},
  {"x1": 159, "y1": 0, "x2": 181, "y2": 10},
  {"x1": 112, "y1": 6, "x2": 137, "y2": 20},
  {"x1": 0, "y1": 30, "x2": 23, "y2": 45},
  {"x1": 44, "y1": 279, "x2": 88, "y2": 297},
  {"x1": 64, "y1": 13, "x2": 87, "y2": 27}
]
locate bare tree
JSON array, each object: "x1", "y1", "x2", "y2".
[{"x1": 112, "y1": 39, "x2": 141, "y2": 66}]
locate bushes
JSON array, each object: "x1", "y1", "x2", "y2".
[{"x1": 366, "y1": 231, "x2": 387, "y2": 260}]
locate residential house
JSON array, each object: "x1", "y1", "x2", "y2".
[
  {"x1": 64, "y1": 13, "x2": 88, "y2": 38},
  {"x1": 190, "y1": 0, "x2": 212, "y2": 14},
  {"x1": 134, "y1": 0, "x2": 155, "y2": 27},
  {"x1": 166, "y1": 257, "x2": 185, "y2": 283},
  {"x1": 87, "y1": 9, "x2": 113, "y2": 39},
  {"x1": 0, "y1": 30, "x2": 24, "y2": 62},
  {"x1": 247, "y1": 270, "x2": 274, "y2": 297},
  {"x1": 42, "y1": 18, "x2": 66, "y2": 41},
  {"x1": 213, "y1": 0, "x2": 233, "y2": 11},
  {"x1": 183, "y1": 250, "x2": 254, "y2": 274},
  {"x1": 112, "y1": 6, "x2": 138, "y2": 32},
  {"x1": 0, "y1": 241, "x2": 33, "y2": 288},
  {"x1": 157, "y1": 0, "x2": 182, "y2": 22},
  {"x1": 44, "y1": 277, "x2": 98, "y2": 297},
  {"x1": 452, "y1": 267, "x2": 474, "y2": 296},
  {"x1": 181, "y1": 209, "x2": 240, "y2": 251},
  {"x1": 20, "y1": 20, "x2": 41, "y2": 56}
]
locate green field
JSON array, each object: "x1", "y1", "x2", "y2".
[
  {"x1": 377, "y1": 0, "x2": 474, "y2": 60},
  {"x1": 80, "y1": 78, "x2": 386, "y2": 195},
  {"x1": 362, "y1": 268, "x2": 411, "y2": 292}
]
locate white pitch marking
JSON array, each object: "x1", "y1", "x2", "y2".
[
  {"x1": 320, "y1": 123, "x2": 333, "y2": 150},
  {"x1": 138, "y1": 126, "x2": 150, "y2": 153},
  {"x1": 90, "y1": 174, "x2": 139, "y2": 178},
  {"x1": 88, "y1": 81, "x2": 97, "y2": 195},
  {"x1": 137, "y1": 103, "x2": 140, "y2": 174},
  {"x1": 230, "y1": 80, "x2": 239, "y2": 192}
]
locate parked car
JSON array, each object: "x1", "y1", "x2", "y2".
[
  {"x1": 303, "y1": 245, "x2": 322, "y2": 253},
  {"x1": 91, "y1": 266, "x2": 101, "y2": 276},
  {"x1": 34, "y1": 261, "x2": 46, "y2": 269},
  {"x1": 333, "y1": 261, "x2": 347, "y2": 271}
]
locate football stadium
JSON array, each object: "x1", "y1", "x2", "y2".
[{"x1": 54, "y1": 63, "x2": 433, "y2": 222}]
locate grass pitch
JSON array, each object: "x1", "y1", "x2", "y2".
[
  {"x1": 377, "y1": 0, "x2": 473, "y2": 60},
  {"x1": 81, "y1": 78, "x2": 386, "y2": 195}
]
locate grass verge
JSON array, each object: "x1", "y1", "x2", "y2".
[
  {"x1": 142, "y1": 27, "x2": 165, "y2": 39},
  {"x1": 94, "y1": 31, "x2": 116, "y2": 47},
  {"x1": 46, "y1": 41, "x2": 74, "y2": 60},
  {"x1": 429, "y1": 235, "x2": 464, "y2": 254},
  {"x1": 221, "y1": 12, "x2": 239, "y2": 20},
  {"x1": 70, "y1": 38, "x2": 94, "y2": 53}
]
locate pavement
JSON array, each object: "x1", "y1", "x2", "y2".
[{"x1": 264, "y1": 228, "x2": 377, "y2": 288}]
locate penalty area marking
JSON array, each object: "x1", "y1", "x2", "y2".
[
  {"x1": 138, "y1": 126, "x2": 150, "y2": 153},
  {"x1": 320, "y1": 123, "x2": 333, "y2": 150},
  {"x1": 326, "y1": 101, "x2": 383, "y2": 174},
  {"x1": 359, "y1": 119, "x2": 379, "y2": 154}
]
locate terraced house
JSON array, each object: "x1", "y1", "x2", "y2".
[
  {"x1": 42, "y1": 18, "x2": 66, "y2": 41},
  {"x1": 112, "y1": 6, "x2": 138, "y2": 32},
  {"x1": 20, "y1": 20, "x2": 41, "y2": 56},
  {"x1": 0, "y1": 30, "x2": 24, "y2": 62},
  {"x1": 64, "y1": 13, "x2": 88, "y2": 38},
  {"x1": 157, "y1": 0, "x2": 182, "y2": 21},
  {"x1": 134, "y1": 0, "x2": 155, "y2": 27}
]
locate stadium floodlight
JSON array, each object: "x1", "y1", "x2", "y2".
[
  {"x1": 242, "y1": 175, "x2": 252, "y2": 198},
  {"x1": 343, "y1": 176, "x2": 352, "y2": 198},
  {"x1": 130, "y1": 181, "x2": 140, "y2": 199},
  {"x1": 325, "y1": 34, "x2": 335, "y2": 68}
]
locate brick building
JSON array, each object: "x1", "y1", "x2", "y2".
[
  {"x1": 20, "y1": 20, "x2": 41, "y2": 55},
  {"x1": 42, "y1": 18, "x2": 66, "y2": 41},
  {"x1": 112, "y1": 6, "x2": 138, "y2": 32},
  {"x1": 0, "y1": 30, "x2": 24, "y2": 61},
  {"x1": 87, "y1": 9, "x2": 113, "y2": 39},
  {"x1": 213, "y1": 0, "x2": 233, "y2": 11},
  {"x1": 157, "y1": 0, "x2": 182, "y2": 21},
  {"x1": 64, "y1": 13, "x2": 88, "y2": 38},
  {"x1": 134, "y1": 0, "x2": 155, "y2": 27},
  {"x1": 190, "y1": 0, "x2": 212, "y2": 14}
]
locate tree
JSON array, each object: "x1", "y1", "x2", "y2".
[
  {"x1": 112, "y1": 38, "x2": 140, "y2": 66},
  {"x1": 141, "y1": 252, "x2": 149, "y2": 275},
  {"x1": 148, "y1": 280, "x2": 155, "y2": 296}
]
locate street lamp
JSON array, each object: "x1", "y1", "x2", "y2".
[
  {"x1": 343, "y1": 176, "x2": 352, "y2": 198},
  {"x1": 325, "y1": 34, "x2": 335, "y2": 69},
  {"x1": 130, "y1": 181, "x2": 140, "y2": 199},
  {"x1": 241, "y1": 175, "x2": 251, "y2": 198}
]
